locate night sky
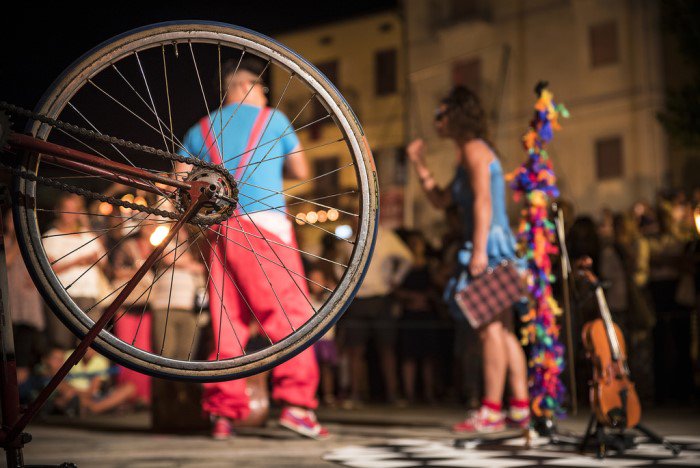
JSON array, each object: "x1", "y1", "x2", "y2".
[{"x1": 1, "y1": 1, "x2": 397, "y2": 112}]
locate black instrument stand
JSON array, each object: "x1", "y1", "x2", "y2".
[{"x1": 579, "y1": 412, "x2": 681, "y2": 459}]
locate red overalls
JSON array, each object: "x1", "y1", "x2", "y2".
[{"x1": 199, "y1": 108, "x2": 319, "y2": 420}]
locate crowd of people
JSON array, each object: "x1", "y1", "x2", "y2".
[
  {"x1": 7, "y1": 192, "x2": 206, "y2": 417},
  {"x1": 566, "y1": 188, "x2": 700, "y2": 406},
  {"x1": 4, "y1": 78, "x2": 699, "y2": 439},
  {"x1": 6, "y1": 185, "x2": 699, "y2": 416}
]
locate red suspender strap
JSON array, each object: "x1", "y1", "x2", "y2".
[
  {"x1": 198, "y1": 116, "x2": 223, "y2": 165},
  {"x1": 235, "y1": 107, "x2": 272, "y2": 180},
  {"x1": 198, "y1": 107, "x2": 272, "y2": 177}
]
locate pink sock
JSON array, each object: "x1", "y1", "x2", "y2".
[
  {"x1": 482, "y1": 399, "x2": 502, "y2": 411},
  {"x1": 509, "y1": 398, "x2": 529, "y2": 409}
]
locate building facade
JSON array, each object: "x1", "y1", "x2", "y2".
[
  {"x1": 272, "y1": 11, "x2": 406, "y2": 251},
  {"x1": 404, "y1": 0, "x2": 667, "y2": 234}
]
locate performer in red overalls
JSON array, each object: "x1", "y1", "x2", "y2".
[{"x1": 177, "y1": 57, "x2": 326, "y2": 440}]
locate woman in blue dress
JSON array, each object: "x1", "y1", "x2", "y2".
[{"x1": 407, "y1": 86, "x2": 529, "y2": 433}]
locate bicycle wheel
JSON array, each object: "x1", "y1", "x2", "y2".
[{"x1": 11, "y1": 21, "x2": 378, "y2": 381}]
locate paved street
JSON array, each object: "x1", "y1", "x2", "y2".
[{"x1": 16, "y1": 405, "x2": 700, "y2": 467}]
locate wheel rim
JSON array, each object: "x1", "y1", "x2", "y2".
[{"x1": 13, "y1": 21, "x2": 378, "y2": 380}]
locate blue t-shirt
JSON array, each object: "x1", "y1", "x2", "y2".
[{"x1": 179, "y1": 103, "x2": 300, "y2": 214}]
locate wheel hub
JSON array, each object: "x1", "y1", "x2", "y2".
[{"x1": 178, "y1": 167, "x2": 237, "y2": 225}]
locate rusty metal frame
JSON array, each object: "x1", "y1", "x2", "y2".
[{"x1": 0, "y1": 133, "x2": 212, "y2": 467}]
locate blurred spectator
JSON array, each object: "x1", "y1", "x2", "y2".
[
  {"x1": 632, "y1": 200, "x2": 659, "y2": 236},
  {"x1": 598, "y1": 207, "x2": 615, "y2": 244},
  {"x1": 339, "y1": 224, "x2": 413, "y2": 406},
  {"x1": 437, "y1": 206, "x2": 480, "y2": 407},
  {"x1": 396, "y1": 230, "x2": 437, "y2": 404},
  {"x1": 320, "y1": 233, "x2": 348, "y2": 284},
  {"x1": 567, "y1": 215, "x2": 602, "y2": 405},
  {"x1": 5, "y1": 211, "x2": 46, "y2": 386},
  {"x1": 648, "y1": 194, "x2": 694, "y2": 404},
  {"x1": 19, "y1": 347, "x2": 76, "y2": 414},
  {"x1": 110, "y1": 224, "x2": 154, "y2": 407},
  {"x1": 66, "y1": 347, "x2": 138, "y2": 415},
  {"x1": 308, "y1": 264, "x2": 338, "y2": 406},
  {"x1": 568, "y1": 216, "x2": 601, "y2": 278},
  {"x1": 610, "y1": 212, "x2": 655, "y2": 402},
  {"x1": 150, "y1": 226, "x2": 205, "y2": 360},
  {"x1": 42, "y1": 194, "x2": 108, "y2": 349}
]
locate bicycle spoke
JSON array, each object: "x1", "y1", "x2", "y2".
[
  {"x1": 223, "y1": 94, "x2": 314, "y2": 167},
  {"x1": 135, "y1": 51, "x2": 170, "y2": 153},
  {"x1": 232, "y1": 137, "x2": 344, "y2": 171},
  {"x1": 131, "y1": 266, "x2": 158, "y2": 347},
  {"x1": 239, "y1": 161, "x2": 356, "y2": 211},
  {"x1": 42, "y1": 220, "x2": 171, "y2": 238},
  {"x1": 207, "y1": 222, "x2": 346, "y2": 271},
  {"x1": 21, "y1": 27, "x2": 375, "y2": 379},
  {"x1": 68, "y1": 103, "x2": 135, "y2": 166},
  {"x1": 218, "y1": 44, "x2": 224, "y2": 163},
  {"x1": 109, "y1": 64, "x2": 196, "y2": 160},
  {"x1": 189, "y1": 41, "x2": 222, "y2": 159},
  {"x1": 205, "y1": 225, "x2": 332, "y2": 293},
  {"x1": 232, "y1": 189, "x2": 358, "y2": 218},
  {"x1": 50, "y1": 197, "x2": 168, "y2": 266},
  {"x1": 237, "y1": 179, "x2": 357, "y2": 217},
  {"x1": 194, "y1": 51, "x2": 243, "y2": 162},
  {"x1": 216, "y1": 222, "x2": 228, "y2": 359},
  {"x1": 237, "y1": 205, "x2": 318, "y2": 314},
  {"x1": 196, "y1": 226, "x2": 250, "y2": 357},
  {"x1": 191, "y1": 230, "x2": 273, "y2": 353},
  {"x1": 284, "y1": 189, "x2": 358, "y2": 209},
  {"x1": 161, "y1": 45, "x2": 176, "y2": 155},
  {"x1": 106, "y1": 232, "x2": 202, "y2": 331},
  {"x1": 37, "y1": 208, "x2": 168, "y2": 220},
  {"x1": 224, "y1": 220, "x2": 295, "y2": 333},
  {"x1": 236, "y1": 72, "x2": 295, "y2": 182},
  {"x1": 237, "y1": 190, "x2": 355, "y2": 244},
  {"x1": 197, "y1": 60, "x2": 270, "y2": 161},
  {"x1": 65, "y1": 102, "x2": 174, "y2": 201},
  {"x1": 187, "y1": 243, "x2": 212, "y2": 361},
  {"x1": 64, "y1": 200, "x2": 170, "y2": 291},
  {"x1": 86, "y1": 232, "x2": 190, "y2": 316},
  {"x1": 158, "y1": 230, "x2": 179, "y2": 355}
]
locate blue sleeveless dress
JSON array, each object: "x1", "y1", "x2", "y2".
[{"x1": 444, "y1": 153, "x2": 523, "y2": 316}]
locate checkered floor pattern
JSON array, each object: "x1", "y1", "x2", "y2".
[{"x1": 323, "y1": 434, "x2": 700, "y2": 467}]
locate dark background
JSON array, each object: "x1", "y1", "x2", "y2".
[{"x1": 1, "y1": 1, "x2": 397, "y2": 112}]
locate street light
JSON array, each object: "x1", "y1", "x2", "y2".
[{"x1": 694, "y1": 205, "x2": 700, "y2": 235}]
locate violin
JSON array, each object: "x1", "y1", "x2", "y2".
[{"x1": 578, "y1": 260, "x2": 641, "y2": 429}]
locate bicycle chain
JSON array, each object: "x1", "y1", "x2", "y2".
[{"x1": 0, "y1": 102, "x2": 237, "y2": 225}]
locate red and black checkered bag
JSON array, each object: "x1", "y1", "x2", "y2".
[{"x1": 454, "y1": 260, "x2": 525, "y2": 329}]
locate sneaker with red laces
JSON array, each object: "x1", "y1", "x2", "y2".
[
  {"x1": 211, "y1": 416, "x2": 233, "y2": 440},
  {"x1": 452, "y1": 406, "x2": 506, "y2": 433},
  {"x1": 506, "y1": 406, "x2": 531, "y2": 429},
  {"x1": 279, "y1": 407, "x2": 330, "y2": 440}
]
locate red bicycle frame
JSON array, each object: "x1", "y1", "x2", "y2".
[{"x1": 0, "y1": 131, "x2": 210, "y2": 467}]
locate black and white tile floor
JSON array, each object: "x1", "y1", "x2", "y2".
[{"x1": 323, "y1": 434, "x2": 700, "y2": 468}]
